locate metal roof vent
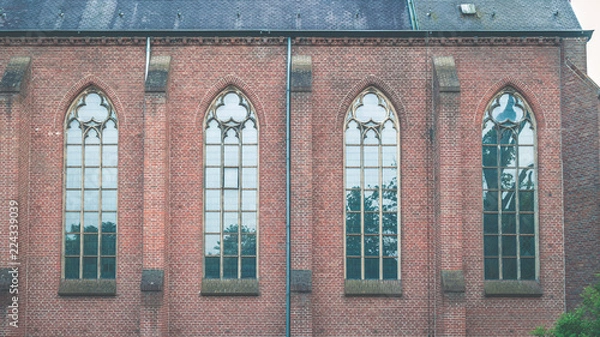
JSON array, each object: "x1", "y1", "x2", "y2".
[{"x1": 459, "y1": 4, "x2": 477, "y2": 15}]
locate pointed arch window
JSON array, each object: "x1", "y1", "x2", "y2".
[
  {"x1": 482, "y1": 89, "x2": 537, "y2": 281},
  {"x1": 63, "y1": 88, "x2": 118, "y2": 280},
  {"x1": 344, "y1": 87, "x2": 400, "y2": 280},
  {"x1": 204, "y1": 87, "x2": 258, "y2": 279}
]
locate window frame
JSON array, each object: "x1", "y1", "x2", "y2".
[
  {"x1": 61, "y1": 87, "x2": 118, "y2": 281},
  {"x1": 482, "y1": 88, "x2": 539, "y2": 282},
  {"x1": 343, "y1": 86, "x2": 401, "y2": 282}
]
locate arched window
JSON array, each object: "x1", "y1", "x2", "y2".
[
  {"x1": 482, "y1": 89, "x2": 537, "y2": 280},
  {"x1": 64, "y1": 87, "x2": 118, "y2": 280},
  {"x1": 204, "y1": 87, "x2": 258, "y2": 279},
  {"x1": 344, "y1": 87, "x2": 400, "y2": 280}
]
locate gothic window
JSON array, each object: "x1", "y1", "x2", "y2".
[
  {"x1": 482, "y1": 89, "x2": 537, "y2": 280},
  {"x1": 204, "y1": 87, "x2": 258, "y2": 279},
  {"x1": 64, "y1": 88, "x2": 118, "y2": 280},
  {"x1": 345, "y1": 87, "x2": 400, "y2": 280}
]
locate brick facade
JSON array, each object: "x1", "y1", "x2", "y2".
[{"x1": 0, "y1": 35, "x2": 598, "y2": 336}]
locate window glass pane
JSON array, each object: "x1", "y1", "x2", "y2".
[
  {"x1": 482, "y1": 168, "x2": 498, "y2": 190},
  {"x1": 520, "y1": 236, "x2": 535, "y2": 257},
  {"x1": 383, "y1": 258, "x2": 397, "y2": 279},
  {"x1": 84, "y1": 145, "x2": 100, "y2": 166},
  {"x1": 382, "y1": 146, "x2": 397, "y2": 167},
  {"x1": 502, "y1": 258, "x2": 517, "y2": 279},
  {"x1": 518, "y1": 122, "x2": 534, "y2": 145},
  {"x1": 520, "y1": 214, "x2": 535, "y2": 234},
  {"x1": 364, "y1": 211, "x2": 379, "y2": 234},
  {"x1": 242, "y1": 190, "x2": 257, "y2": 211},
  {"x1": 364, "y1": 258, "x2": 379, "y2": 279},
  {"x1": 519, "y1": 169, "x2": 535, "y2": 190},
  {"x1": 521, "y1": 258, "x2": 535, "y2": 280},
  {"x1": 382, "y1": 213, "x2": 397, "y2": 234},
  {"x1": 482, "y1": 121, "x2": 496, "y2": 143},
  {"x1": 241, "y1": 235, "x2": 256, "y2": 255},
  {"x1": 84, "y1": 168, "x2": 100, "y2": 188},
  {"x1": 519, "y1": 191, "x2": 534, "y2": 211},
  {"x1": 65, "y1": 212, "x2": 81, "y2": 233},
  {"x1": 484, "y1": 235, "x2": 498, "y2": 256},
  {"x1": 224, "y1": 145, "x2": 239, "y2": 166},
  {"x1": 223, "y1": 234, "x2": 238, "y2": 255},
  {"x1": 242, "y1": 145, "x2": 257, "y2": 166},
  {"x1": 363, "y1": 146, "x2": 379, "y2": 167},
  {"x1": 84, "y1": 190, "x2": 99, "y2": 210},
  {"x1": 364, "y1": 190, "x2": 379, "y2": 212},
  {"x1": 102, "y1": 145, "x2": 118, "y2": 166},
  {"x1": 66, "y1": 145, "x2": 82, "y2": 166},
  {"x1": 65, "y1": 234, "x2": 80, "y2": 255},
  {"x1": 382, "y1": 236, "x2": 397, "y2": 257},
  {"x1": 499, "y1": 129, "x2": 514, "y2": 145},
  {"x1": 84, "y1": 212, "x2": 99, "y2": 232},
  {"x1": 83, "y1": 234, "x2": 98, "y2": 255},
  {"x1": 242, "y1": 120, "x2": 257, "y2": 143},
  {"x1": 102, "y1": 120, "x2": 118, "y2": 144},
  {"x1": 100, "y1": 257, "x2": 116, "y2": 279},
  {"x1": 345, "y1": 146, "x2": 360, "y2": 167},
  {"x1": 102, "y1": 212, "x2": 117, "y2": 232},
  {"x1": 501, "y1": 213, "x2": 516, "y2": 234},
  {"x1": 483, "y1": 190, "x2": 498, "y2": 212},
  {"x1": 66, "y1": 168, "x2": 81, "y2": 188},
  {"x1": 223, "y1": 168, "x2": 238, "y2": 188},
  {"x1": 242, "y1": 212, "x2": 257, "y2": 233},
  {"x1": 500, "y1": 168, "x2": 516, "y2": 190},
  {"x1": 65, "y1": 258, "x2": 80, "y2": 279},
  {"x1": 518, "y1": 146, "x2": 534, "y2": 168},
  {"x1": 484, "y1": 258, "x2": 499, "y2": 280},
  {"x1": 101, "y1": 234, "x2": 116, "y2": 255},
  {"x1": 382, "y1": 168, "x2": 397, "y2": 190},
  {"x1": 102, "y1": 168, "x2": 117, "y2": 188},
  {"x1": 205, "y1": 190, "x2": 221, "y2": 211},
  {"x1": 67, "y1": 122, "x2": 82, "y2": 144},
  {"x1": 223, "y1": 190, "x2": 239, "y2": 211},
  {"x1": 364, "y1": 236, "x2": 379, "y2": 256},
  {"x1": 482, "y1": 146, "x2": 497, "y2": 167},
  {"x1": 346, "y1": 235, "x2": 360, "y2": 256},
  {"x1": 242, "y1": 168, "x2": 257, "y2": 188},
  {"x1": 500, "y1": 146, "x2": 516, "y2": 167},
  {"x1": 224, "y1": 128, "x2": 239, "y2": 144},
  {"x1": 346, "y1": 258, "x2": 360, "y2": 279},
  {"x1": 223, "y1": 258, "x2": 238, "y2": 279},
  {"x1": 205, "y1": 121, "x2": 221, "y2": 144},
  {"x1": 205, "y1": 168, "x2": 221, "y2": 188},
  {"x1": 83, "y1": 257, "x2": 98, "y2": 279},
  {"x1": 364, "y1": 168, "x2": 378, "y2": 188},
  {"x1": 205, "y1": 212, "x2": 221, "y2": 233},
  {"x1": 222, "y1": 215, "x2": 238, "y2": 233},
  {"x1": 102, "y1": 190, "x2": 117, "y2": 211},
  {"x1": 502, "y1": 191, "x2": 516, "y2": 211},
  {"x1": 483, "y1": 213, "x2": 498, "y2": 234},
  {"x1": 241, "y1": 257, "x2": 256, "y2": 278},
  {"x1": 502, "y1": 235, "x2": 516, "y2": 256},
  {"x1": 363, "y1": 130, "x2": 379, "y2": 145},
  {"x1": 346, "y1": 212, "x2": 360, "y2": 234},
  {"x1": 346, "y1": 190, "x2": 361, "y2": 212},
  {"x1": 346, "y1": 169, "x2": 360, "y2": 189},
  {"x1": 205, "y1": 145, "x2": 221, "y2": 166},
  {"x1": 204, "y1": 257, "x2": 220, "y2": 278},
  {"x1": 205, "y1": 235, "x2": 220, "y2": 256},
  {"x1": 381, "y1": 121, "x2": 396, "y2": 145},
  {"x1": 66, "y1": 191, "x2": 82, "y2": 212}
]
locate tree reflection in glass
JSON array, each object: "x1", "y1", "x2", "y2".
[
  {"x1": 482, "y1": 89, "x2": 536, "y2": 281},
  {"x1": 204, "y1": 87, "x2": 258, "y2": 279},
  {"x1": 345, "y1": 87, "x2": 399, "y2": 280}
]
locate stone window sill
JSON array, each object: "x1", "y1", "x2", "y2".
[
  {"x1": 201, "y1": 278, "x2": 259, "y2": 296},
  {"x1": 484, "y1": 280, "x2": 543, "y2": 297},
  {"x1": 58, "y1": 279, "x2": 116, "y2": 296},
  {"x1": 344, "y1": 279, "x2": 402, "y2": 297}
]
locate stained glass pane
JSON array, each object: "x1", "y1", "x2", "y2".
[
  {"x1": 520, "y1": 236, "x2": 535, "y2": 257},
  {"x1": 483, "y1": 213, "x2": 498, "y2": 234},
  {"x1": 520, "y1": 191, "x2": 534, "y2": 211},
  {"x1": 520, "y1": 214, "x2": 535, "y2": 234},
  {"x1": 501, "y1": 213, "x2": 516, "y2": 234}
]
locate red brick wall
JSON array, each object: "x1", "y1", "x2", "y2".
[{"x1": 0, "y1": 36, "x2": 587, "y2": 336}]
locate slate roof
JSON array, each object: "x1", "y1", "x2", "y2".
[
  {"x1": 0, "y1": 0, "x2": 583, "y2": 34},
  {"x1": 0, "y1": 0, "x2": 411, "y2": 32},
  {"x1": 415, "y1": 0, "x2": 581, "y2": 31}
]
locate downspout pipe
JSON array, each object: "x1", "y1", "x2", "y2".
[
  {"x1": 285, "y1": 36, "x2": 292, "y2": 337},
  {"x1": 145, "y1": 36, "x2": 151, "y2": 81}
]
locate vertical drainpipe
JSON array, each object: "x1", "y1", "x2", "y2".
[
  {"x1": 145, "y1": 36, "x2": 151, "y2": 81},
  {"x1": 407, "y1": 0, "x2": 420, "y2": 30},
  {"x1": 285, "y1": 36, "x2": 292, "y2": 337}
]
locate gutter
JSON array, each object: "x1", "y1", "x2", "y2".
[{"x1": 285, "y1": 36, "x2": 292, "y2": 337}]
